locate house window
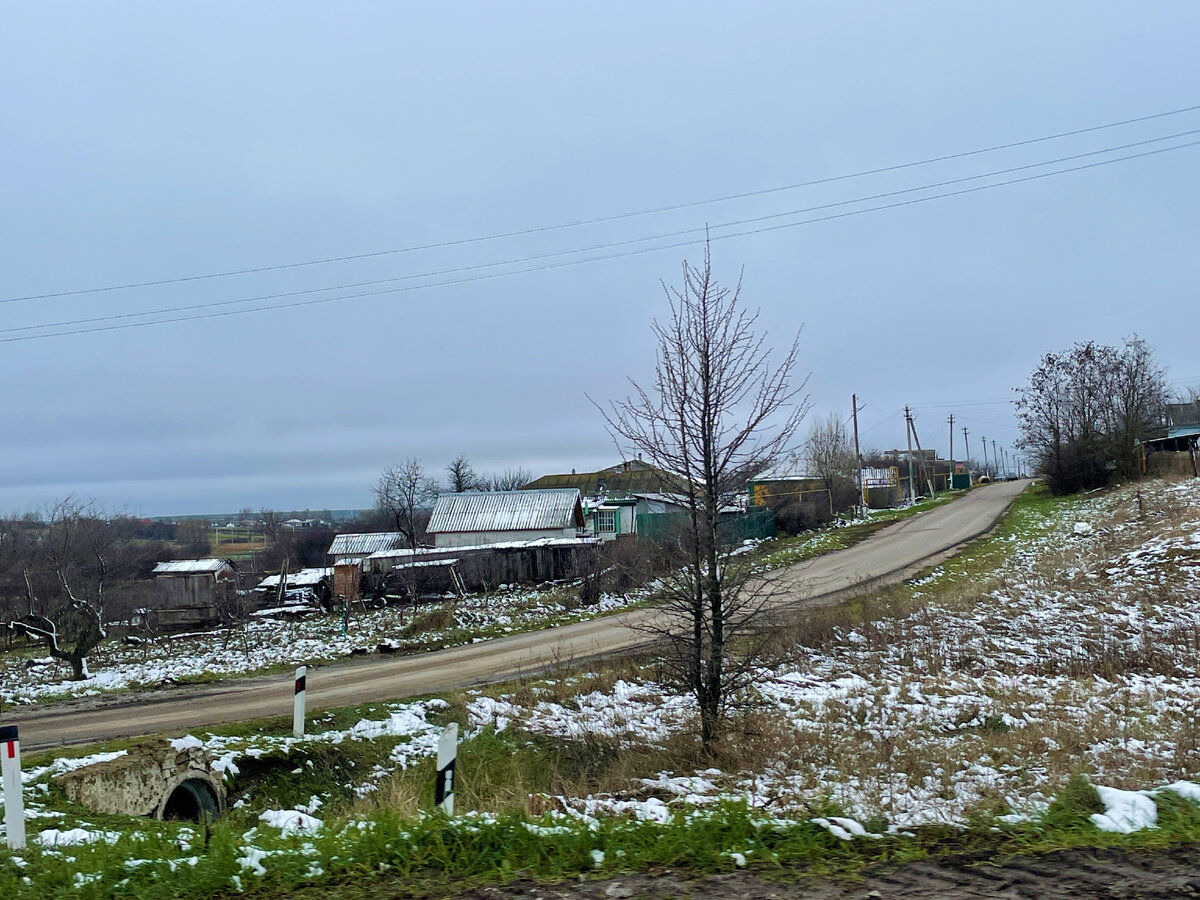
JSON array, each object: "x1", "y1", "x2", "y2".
[{"x1": 595, "y1": 510, "x2": 617, "y2": 533}]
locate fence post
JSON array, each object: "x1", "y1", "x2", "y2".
[
  {"x1": 293, "y1": 666, "x2": 306, "y2": 738},
  {"x1": 434, "y1": 723, "x2": 458, "y2": 814},
  {"x1": 1, "y1": 725, "x2": 25, "y2": 850}
]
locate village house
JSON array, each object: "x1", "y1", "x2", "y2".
[{"x1": 426, "y1": 488, "x2": 586, "y2": 549}]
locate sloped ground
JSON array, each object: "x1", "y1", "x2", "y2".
[
  {"x1": 465, "y1": 477, "x2": 1200, "y2": 829},
  {"x1": 457, "y1": 846, "x2": 1200, "y2": 899}
]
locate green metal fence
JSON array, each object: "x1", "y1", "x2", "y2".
[{"x1": 636, "y1": 507, "x2": 776, "y2": 545}]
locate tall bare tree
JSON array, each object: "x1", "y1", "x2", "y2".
[
  {"x1": 374, "y1": 458, "x2": 440, "y2": 548},
  {"x1": 806, "y1": 413, "x2": 858, "y2": 514},
  {"x1": 600, "y1": 245, "x2": 808, "y2": 750}
]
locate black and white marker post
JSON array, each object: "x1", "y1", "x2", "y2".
[
  {"x1": 293, "y1": 666, "x2": 306, "y2": 738},
  {"x1": 1, "y1": 725, "x2": 25, "y2": 850},
  {"x1": 434, "y1": 722, "x2": 458, "y2": 815}
]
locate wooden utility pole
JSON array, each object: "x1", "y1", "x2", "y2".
[
  {"x1": 904, "y1": 406, "x2": 916, "y2": 503},
  {"x1": 947, "y1": 413, "x2": 955, "y2": 490},
  {"x1": 852, "y1": 394, "x2": 864, "y2": 510}
]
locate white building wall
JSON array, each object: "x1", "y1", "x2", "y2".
[{"x1": 432, "y1": 527, "x2": 578, "y2": 549}]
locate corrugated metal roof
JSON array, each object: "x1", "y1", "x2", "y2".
[
  {"x1": 427, "y1": 489, "x2": 583, "y2": 534},
  {"x1": 152, "y1": 559, "x2": 231, "y2": 575},
  {"x1": 257, "y1": 567, "x2": 332, "y2": 589},
  {"x1": 328, "y1": 532, "x2": 403, "y2": 557}
]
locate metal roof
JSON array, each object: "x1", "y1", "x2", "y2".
[
  {"x1": 257, "y1": 567, "x2": 332, "y2": 589},
  {"x1": 328, "y1": 532, "x2": 403, "y2": 557},
  {"x1": 152, "y1": 559, "x2": 232, "y2": 575},
  {"x1": 427, "y1": 489, "x2": 584, "y2": 534}
]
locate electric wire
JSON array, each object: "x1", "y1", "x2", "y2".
[
  {"x1": 9, "y1": 128, "x2": 1198, "y2": 335},
  {"x1": 4, "y1": 136, "x2": 1198, "y2": 342},
  {"x1": 5, "y1": 102, "x2": 1200, "y2": 305},
  {"x1": 4, "y1": 137, "x2": 1197, "y2": 344}
]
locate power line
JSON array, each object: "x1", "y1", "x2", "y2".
[
  {"x1": 5, "y1": 134, "x2": 1199, "y2": 340},
  {"x1": 4, "y1": 136, "x2": 1197, "y2": 344},
  {"x1": 5, "y1": 102, "x2": 1200, "y2": 305}
]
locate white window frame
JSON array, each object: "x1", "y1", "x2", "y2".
[{"x1": 595, "y1": 509, "x2": 617, "y2": 533}]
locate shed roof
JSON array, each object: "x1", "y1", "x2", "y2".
[
  {"x1": 257, "y1": 567, "x2": 331, "y2": 589},
  {"x1": 427, "y1": 489, "x2": 584, "y2": 534},
  {"x1": 328, "y1": 532, "x2": 404, "y2": 557},
  {"x1": 152, "y1": 559, "x2": 233, "y2": 575}
]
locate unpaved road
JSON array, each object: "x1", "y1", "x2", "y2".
[{"x1": 13, "y1": 480, "x2": 1029, "y2": 752}]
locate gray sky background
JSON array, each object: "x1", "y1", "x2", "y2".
[{"x1": 2, "y1": 3, "x2": 1197, "y2": 517}]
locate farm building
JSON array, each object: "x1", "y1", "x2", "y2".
[
  {"x1": 152, "y1": 559, "x2": 237, "y2": 606},
  {"x1": 150, "y1": 559, "x2": 237, "y2": 629},
  {"x1": 328, "y1": 531, "x2": 404, "y2": 565},
  {"x1": 426, "y1": 489, "x2": 585, "y2": 549}
]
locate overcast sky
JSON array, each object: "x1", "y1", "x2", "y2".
[{"x1": 2, "y1": 3, "x2": 1197, "y2": 517}]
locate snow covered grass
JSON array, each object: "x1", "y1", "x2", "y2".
[
  {"x1": 0, "y1": 582, "x2": 640, "y2": 706},
  {"x1": 455, "y1": 477, "x2": 1200, "y2": 830}
]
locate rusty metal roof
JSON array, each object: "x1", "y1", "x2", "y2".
[
  {"x1": 428, "y1": 489, "x2": 584, "y2": 534},
  {"x1": 152, "y1": 559, "x2": 232, "y2": 575},
  {"x1": 328, "y1": 532, "x2": 404, "y2": 557}
]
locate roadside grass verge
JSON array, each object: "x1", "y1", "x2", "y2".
[{"x1": 4, "y1": 788, "x2": 1200, "y2": 900}]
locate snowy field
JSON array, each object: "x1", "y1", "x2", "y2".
[
  {"x1": 0, "y1": 583, "x2": 637, "y2": 706},
  {"x1": 464, "y1": 477, "x2": 1200, "y2": 830}
]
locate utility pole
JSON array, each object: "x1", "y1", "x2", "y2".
[
  {"x1": 981, "y1": 435, "x2": 989, "y2": 478},
  {"x1": 947, "y1": 413, "x2": 955, "y2": 491},
  {"x1": 992, "y1": 440, "x2": 998, "y2": 478},
  {"x1": 910, "y1": 414, "x2": 936, "y2": 497},
  {"x1": 852, "y1": 394, "x2": 864, "y2": 510},
  {"x1": 962, "y1": 426, "x2": 970, "y2": 484},
  {"x1": 904, "y1": 406, "x2": 916, "y2": 504}
]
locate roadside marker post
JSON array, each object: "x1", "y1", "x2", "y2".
[
  {"x1": 434, "y1": 723, "x2": 458, "y2": 815},
  {"x1": 293, "y1": 666, "x2": 306, "y2": 738},
  {"x1": 1, "y1": 725, "x2": 25, "y2": 850}
]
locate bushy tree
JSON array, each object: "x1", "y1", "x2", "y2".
[{"x1": 1017, "y1": 336, "x2": 1166, "y2": 494}]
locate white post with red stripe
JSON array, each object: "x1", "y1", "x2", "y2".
[
  {"x1": 1, "y1": 725, "x2": 25, "y2": 850},
  {"x1": 293, "y1": 666, "x2": 306, "y2": 738}
]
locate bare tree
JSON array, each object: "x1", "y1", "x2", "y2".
[
  {"x1": 1105, "y1": 335, "x2": 1167, "y2": 481},
  {"x1": 1017, "y1": 336, "x2": 1166, "y2": 494},
  {"x1": 374, "y1": 458, "x2": 440, "y2": 548},
  {"x1": 599, "y1": 245, "x2": 808, "y2": 750},
  {"x1": 3, "y1": 499, "x2": 114, "y2": 680},
  {"x1": 445, "y1": 455, "x2": 483, "y2": 493},
  {"x1": 805, "y1": 413, "x2": 858, "y2": 514},
  {"x1": 483, "y1": 467, "x2": 532, "y2": 491}
]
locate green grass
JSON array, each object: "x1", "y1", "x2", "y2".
[{"x1": 5, "y1": 784, "x2": 1200, "y2": 900}]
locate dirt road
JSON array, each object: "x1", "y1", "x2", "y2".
[
  {"x1": 13, "y1": 480, "x2": 1028, "y2": 752},
  {"x1": 455, "y1": 845, "x2": 1200, "y2": 899}
]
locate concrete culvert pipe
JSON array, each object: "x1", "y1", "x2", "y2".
[
  {"x1": 160, "y1": 776, "x2": 222, "y2": 822},
  {"x1": 55, "y1": 738, "x2": 226, "y2": 823}
]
